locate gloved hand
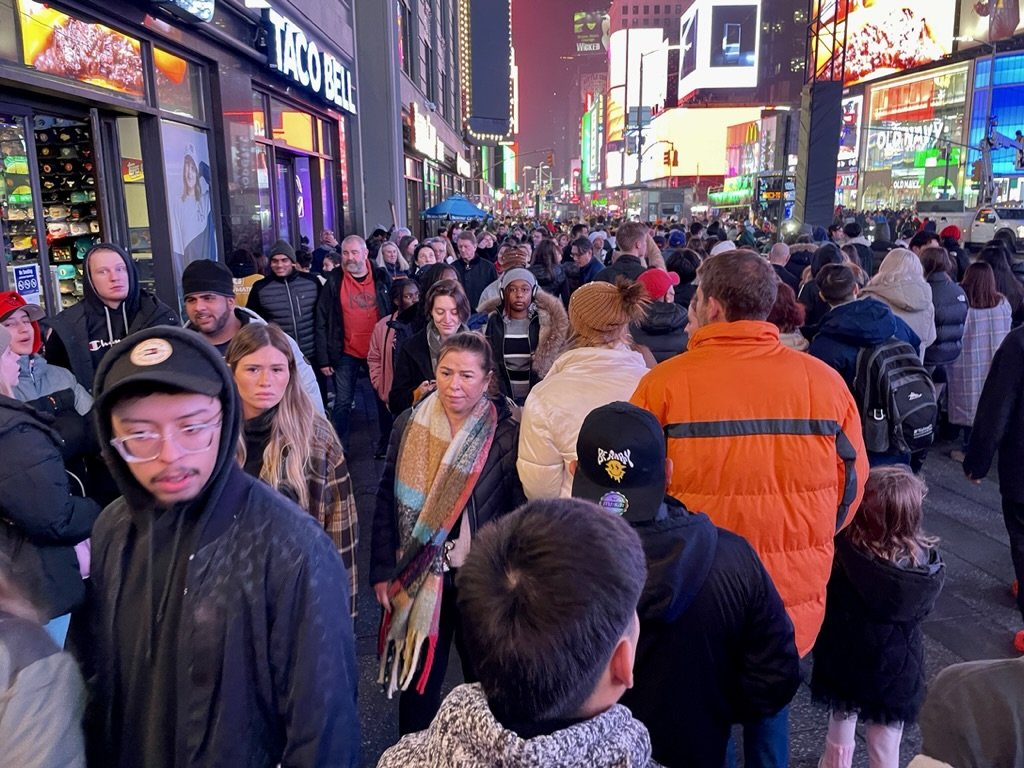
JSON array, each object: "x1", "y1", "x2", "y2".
[{"x1": 25, "y1": 388, "x2": 76, "y2": 416}]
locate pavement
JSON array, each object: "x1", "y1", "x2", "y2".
[{"x1": 343, "y1": 377, "x2": 1020, "y2": 767}]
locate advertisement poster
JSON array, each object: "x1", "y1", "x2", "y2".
[
  {"x1": 161, "y1": 120, "x2": 217, "y2": 283},
  {"x1": 838, "y1": 95, "x2": 863, "y2": 170},
  {"x1": 958, "y1": 0, "x2": 1023, "y2": 46},
  {"x1": 573, "y1": 10, "x2": 608, "y2": 55},
  {"x1": 680, "y1": 10, "x2": 699, "y2": 80},
  {"x1": 811, "y1": 0, "x2": 956, "y2": 86},
  {"x1": 17, "y1": 0, "x2": 144, "y2": 99},
  {"x1": 708, "y1": 4, "x2": 757, "y2": 68}
]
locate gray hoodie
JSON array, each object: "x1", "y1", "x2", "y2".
[
  {"x1": 861, "y1": 278, "x2": 937, "y2": 356},
  {"x1": 377, "y1": 684, "x2": 660, "y2": 768}
]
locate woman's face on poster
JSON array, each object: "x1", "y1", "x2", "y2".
[{"x1": 184, "y1": 157, "x2": 198, "y2": 190}]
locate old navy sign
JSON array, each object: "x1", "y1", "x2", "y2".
[{"x1": 264, "y1": 8, "x2": 356, "y2": 114}]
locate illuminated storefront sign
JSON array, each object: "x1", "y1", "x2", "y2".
[
  {"x1": 264, "y1": 7, "x2": 356, "y2": 114},
  {"x1": 810, "y1": 0, "x2": 955, "y2": 86},
  {"x1": 410, "y1": 103, "x2": 444, "y2": 162}
]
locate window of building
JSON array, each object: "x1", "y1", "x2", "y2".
[
  {"x1": 398, "y1": 1, "x2": 413, "y2": 78},
  {"x1": 424, "y1": 42, "x2": 436, "y2": 101},
  {"x1": 643, "y1": 5, "x2": 649, "y2": 14},
  {"x1": 633, "y1": 5, "x2": 639, "y2": 14},
  {"x1": 622, "y1": 5, "x2": 627, "y2": 14},
  {"x1": 654, "y1": 4, "x2": 660, "y2": 12},
  {"x1": 441, "y1": 69, "x2": 450, "y2": 119}
]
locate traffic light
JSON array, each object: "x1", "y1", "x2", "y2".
[
  {"x1": 663, "y1": 150, "x2": 672, "y2": 165},
  {"x1": 971, "y1": 159, "x2": 983, "y2": 182},
  {"x1": 545, "y1": 152, "x2": 554, "y2": 167}
]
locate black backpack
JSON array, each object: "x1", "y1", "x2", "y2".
[{"x1": 853, "y1": 339, "x2": 937, "y2": 455}]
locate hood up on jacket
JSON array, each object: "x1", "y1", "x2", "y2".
[
  {"x1": 478, "y1": 289, "x2": 569, "y2": 379},
  {"x1": 93, "y1": 325, "x2": 241, "y2": 513},
  {"x1": 861, "y1": 277, "x2": 934, "y2": 314},
  {"x1": 834, "y1": 537, "x2": 944, "y2": 624},
  {"x1": 635, "y1": 499, "x2": 717, "y2": 624},
  {"x1": 81, "y1": 243, "x2": 143, "y2": 346},
  {"x1": 816, "y1": 298, "x2": 916, "y2": 349},
  {"x1": 378, "y1": 683, "x2": 657, "y2": 768}
]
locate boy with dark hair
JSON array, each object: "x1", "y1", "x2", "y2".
[
  {"x1": 571, "y1": 402, "x2": 800, "y2": 768},
  {"x1": 376, "y1": 498, "x2": 658, "y2": 767}
]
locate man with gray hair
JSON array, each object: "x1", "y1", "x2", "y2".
[{"x1": 314, "y1": 234, "x2": 393, "y2": 448}]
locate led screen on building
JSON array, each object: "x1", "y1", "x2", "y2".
[
  {"x1": 838, "y1": 95, "x2": 863, "y2": 171},
  {"x1": 958, "y1": 0, "x2": 1023, "y2": 47},
  {"x1": 811, "y1": 0, "x2": 956, "y2": 86},
  {"x1": 678, "y1": 0, "x2": 760, "y2": 102}
]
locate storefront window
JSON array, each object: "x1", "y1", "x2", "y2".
[
  {"x1": 270, "y1": 97, "x2": 315, "y2": 153},
  {"x1": 252, "y1": 90, "x2": 267, "y2": 138},
  {"x1": 337, "y1": 117, "x2": 350, "y2": 212},
  {"x1": 155, "y1": 48, "x2": 204, "y2": 121},
  {"x1": 17, "y1": 0, "x2": 144, "y2": 101},
  {"x1": 254, "y1": 144, "x2": 273, "y2": 255},
  {"x1": 0, "y1": 114, "x2": 44, "y2": 308},
  {"x1": 117, "y1": 117, "x2": 155, "y2": 294},
  {"x1": 320, "y1": 158, "x2": 336, "y2": 235}
]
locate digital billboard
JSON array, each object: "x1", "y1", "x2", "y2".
[
  {"x1": 810, "y1": 0, "x2": 956, "y2": 86},
  {"x1": 958, "y1": 0, "x2": 1023, "y2": 47},
  {"x1": 678, "y1": 0, "x2": 760, "y2": 102},
  {"x1": 837, "y1": 95, "x2": 863, "y2": 171},
  {"x1": 573, "y1": 10, "x2": 608, "y2": 55}
]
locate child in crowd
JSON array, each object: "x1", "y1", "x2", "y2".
[{"x1": 812, "y1": 466, "x2": 944, "y2": 768}]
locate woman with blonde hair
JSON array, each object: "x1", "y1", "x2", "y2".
[
  {"x1": 517, "y1": 278, "x2": 651, "y2": 498},
  {"x1": 861, "y1": 248, "x2": 936, "y2": 357},
  {"x1": 225, "y1": 323, "x2": 359, "y2": 618},
  {"x1": 376, "y1": 240, "x2": 411, "y2": 279}
]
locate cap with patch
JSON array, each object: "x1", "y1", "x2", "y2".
[
  {"x1": 94, "y1": 327, "x2": 223, "y2": 412},
  {"x1": 572, "y1": 401, "x2": 666, "y2": 524}
]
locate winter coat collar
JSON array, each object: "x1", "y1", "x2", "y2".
[
  {"x1": 688, "y1": 320, "x2": 779, "y2": 351},
  {"x1": 546, "y1": 344, "x2": 647, "y2": 377},
  {"x1": 381, "y1": 683, "x2": 658, "y2": 768}
]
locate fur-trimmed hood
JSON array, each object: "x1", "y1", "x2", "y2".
[{"x1": 479, "y1": 288, "x2": 569, "y2": 379}]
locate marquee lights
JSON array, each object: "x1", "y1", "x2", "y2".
[{"x1": 458, "y1": 0, "x2": 514, "y2": 144}]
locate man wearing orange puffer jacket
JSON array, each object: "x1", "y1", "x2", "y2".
[{"x1": 631, "y1": 249, "x2": 868, "y2": 768}]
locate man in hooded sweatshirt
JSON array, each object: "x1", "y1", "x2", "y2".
[
  {"x1": 45, "y1": 243, "x2": 178, "y2": 393},
  {"x1": 376, "y1": 497, "x2": 658, "y2": 768},
  {"x1": 570, "y1": 402, "x2": 800, "y2": 768},
  {"x1": 86, "y1": 325, "x2": 359, "y2": 768}
]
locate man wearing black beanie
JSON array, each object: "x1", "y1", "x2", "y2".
[
  {"x1": 245, "y1": 240, "x2": 321, "y2": 367},
  {"x1": 180, "y1": 259, "x2": 324, "y2": 413}
]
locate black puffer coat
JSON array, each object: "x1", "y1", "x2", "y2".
[
  {"x1": 369, "y1": 397, "x2": 525, "y2": 585},
  {"x1": 924, "y1": 271, "x2": 968, "y2": 367},
  {"x1": 246, "y1": 270, "x2": 321, "y2": 360},
  {"x1": 0, "y1": 397, "x2": 100, "y2": 619},
  {"x1": 630, "y1": 302, "x2": 688, "y2": 363},
  {"x1": 811, "y1": 537, "x2": 944, "y2": 724}
]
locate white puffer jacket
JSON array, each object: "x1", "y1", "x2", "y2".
[{"x1": 517, "y1": 345, "x2": 649, "y2": 499}]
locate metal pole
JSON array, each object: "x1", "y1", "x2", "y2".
[
  {"x1": 982, "y1": 42, "x2": 997, "y2": 205},
  {"x1": 621, "y1": 30, "x2": 629, "y2": 191}
]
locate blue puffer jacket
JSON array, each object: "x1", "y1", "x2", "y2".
[
  {"x1": 246, "y1": 271, "x2": 321, "y2": 360},
  {"x1": 924, "y1": 272, "x2": 968, "y2": 367},
  {"x1": 808, "y1": 298, "x2": 921, "y2": 391}
]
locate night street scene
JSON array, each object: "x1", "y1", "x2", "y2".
[{"x1": 3, "y1": 0, "x2": 1024, "y2": 765}]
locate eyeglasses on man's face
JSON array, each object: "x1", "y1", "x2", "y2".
[{"x1": 110, "y1": 416, "x2": 222, "y2": 463}]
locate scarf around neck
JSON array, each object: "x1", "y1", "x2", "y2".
[{"x1": 378, "y1": 391, "x2": 497, "y2": 697}]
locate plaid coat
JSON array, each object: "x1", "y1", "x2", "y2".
[{"x1": 948, "y1": 300, "x2": 1012, "y2": 427}]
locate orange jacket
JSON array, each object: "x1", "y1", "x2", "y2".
[{"x1": 631, "y1": 321, "x2": 867, "y2": 656}]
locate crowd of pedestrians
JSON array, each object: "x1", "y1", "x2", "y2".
[{"x1": 1, "y1": 213, "x2": 1024, "y2": 767}]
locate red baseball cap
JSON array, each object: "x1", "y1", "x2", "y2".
[
  {"x1": 636, "y1": 268, "x2": 680, "y2": 301},
  {"x1": 0, "y1": 291, "x2": 45, "y2": 354}
]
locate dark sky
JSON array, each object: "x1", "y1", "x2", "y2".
[{"x1": 513, "y1": 0, "x2": 596, "y2": 186}]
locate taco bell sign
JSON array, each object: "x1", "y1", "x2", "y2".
[{"x1": 264, "y1": 7, "x2": 356, "y2": 115}]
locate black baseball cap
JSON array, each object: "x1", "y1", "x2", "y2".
[
  {"x1": 572, "y1": 402, "x2": 667, "y2": 524},
  {"x1": 94, "y1": 326, "x2": 224, "y2": 414}
]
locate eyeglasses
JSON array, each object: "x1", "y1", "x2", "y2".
[{"x1": 110, "y1": 417, "x2": 222, "y2": 463}]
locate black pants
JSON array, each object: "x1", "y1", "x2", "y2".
[
  {"x1": 1004, "y1": 498, "x2": 1024, "y2": 624},
  {"x1": 398, "y1": 574, "x2": 476, "y2": 735}
]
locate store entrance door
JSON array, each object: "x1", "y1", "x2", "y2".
[{"x1": 274, "y1": 151, "x2": 315, "y2": 251}]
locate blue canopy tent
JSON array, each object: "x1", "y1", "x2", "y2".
[
  {"x1": 420, "y1": 194, "x2": 488, "y2": 220},
  {"x1": 419, "y1": 194, "x2": 490, "y2": 239}
]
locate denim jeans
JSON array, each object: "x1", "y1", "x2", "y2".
[
  {"x1": 331, "y1": 353, "x2": 364, "y2": 448},
  {"x1": 725, "y1": 706, "x2": 789, "y2": 768}
]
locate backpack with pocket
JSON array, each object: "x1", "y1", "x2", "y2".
[{"x1": 853, "y1": 339, "x2": 937, "y2": 455}]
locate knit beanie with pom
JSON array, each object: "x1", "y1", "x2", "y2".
[{"x1": 569, "y1": 277, "x2": 650, "y2": 345}]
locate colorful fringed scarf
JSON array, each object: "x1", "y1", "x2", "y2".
[{"x1": 378, "y1": 391, "x2": 496, "y2": 698}]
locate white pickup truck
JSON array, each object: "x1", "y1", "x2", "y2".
[{"x1": 924, "y1": 206, "x2": 1024, "y2": 251}]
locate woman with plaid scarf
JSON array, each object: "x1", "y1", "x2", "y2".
[
  {"x1": 226, "y1": 323, "x2": 359, "y2": 619},
  {"x1": 371, "y1": 332, "x2": 525, "y2": 736}
]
